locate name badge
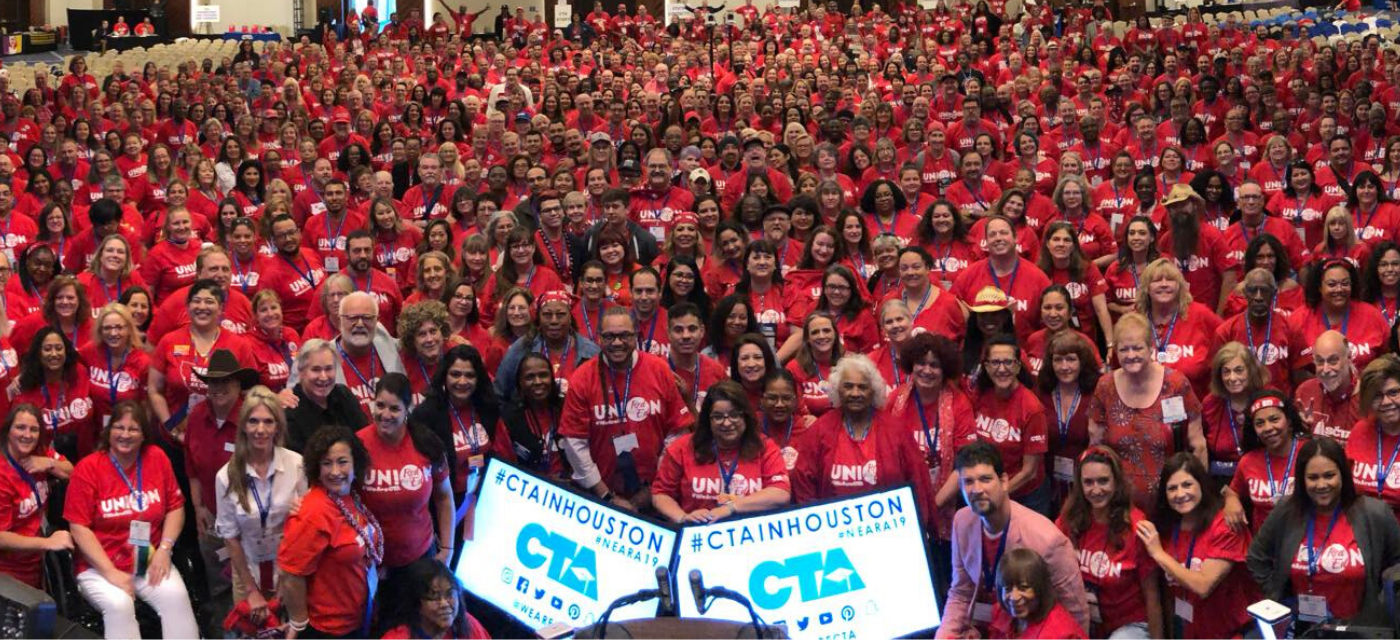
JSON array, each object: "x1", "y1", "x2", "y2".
[
  {"x1": 1053, "y1": 455, "x2": 1075, "y2": 482},
  {"x1": 129, "y1": 521, "x2": 152, "y2": 547},
  {"x1": 613, "y1": 432, "x2": 639, "y2": 454},
  {"x1": 224, "y1": 441, "x2": 236, "y2": 453},
  {"x1": 251, "y1": 533, "x2": 282, "y2": 563},
  {"x1": 1161, "y1": 396, "x2": 1187, "y2": 423},
  {"x1": 1110, "y1": 213, "x2": 1123, "y2": 233},
  {"x1": 1295, "y1": 226, "x2": 1307, "y2": 243},
  {"x1": 324, "y1": 257, "x2": 340, "y2": 272},
  {"x1": 940, "y1": 279, "x2": 953, "y2": 291},
  {"x1": 1298, "y1": 594, "x2": 1328, "y2": 622},
  {"x1": 1174, "y1": 596, "x2": 1194, "y2": 623}
]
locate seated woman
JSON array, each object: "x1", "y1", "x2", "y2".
[
  {"x1": 64, "y1": 401, "x2": 199, "y2": 639},
  {"x1": 652, "y1": 380, "x2": 792, "y2": 524},
  {"x1": 990, "y1": 548, "x2": 1088, "y2": 639},
  {"x1": 378, "y1": 558, "x2": 491, "y2": 639},
  {"x1": 0, "y1": 404, "x2": 75, "y2": 590}
]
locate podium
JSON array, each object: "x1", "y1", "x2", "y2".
[{"x1": 573, "y1": 618, "x2": 789, "y2": 639}]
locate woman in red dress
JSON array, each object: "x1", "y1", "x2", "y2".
[{"x1": 1089, "y1": 313, "x2": 1207, "y2": 513}]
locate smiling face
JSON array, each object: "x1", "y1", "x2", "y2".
[
  {"x1": 373, "y1": 388, "x2": 408, "y2": 439},
  {"x1": 736, "y1": 343, "x2": 767, "y2": 383},
  {"x1": 1115, "y1": 325, "x2": 1151, "y2": 374},
  {"x1": 318, "y1": 441, "x2": 355, "y2": 495},
  {"x1": 243, "y1": 404, "x2": 278, "y2": 455},
  {"x1": 1303, "y1": 453, "x2": 1342, "y2": 509},
  {"x1": 1164, "y1": 468, "x2": 1203, "y2": 516},
  {"x1": 107, "y1": 412, "x2": 144, "y2": 458},
  {"x1": 6, "y1": 412, "x2": 42, "y2": 458},
  {"x1": 709, "y1": 398, "x2": 745, "y2": 448},
  {"x1": 1321, "y1": 265, "x2": 1352, "y2": 310}
]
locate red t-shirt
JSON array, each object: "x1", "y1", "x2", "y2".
[
  {"x1": 559, "y1": 353, "x2": 694, "y2": 496},
  {"x1": 259, "y1": 251, "x2": 328, "y2": 328},
  {"x1": 786, "y1": 359, "x2": 835, "y2": 418},
  {"x1": 1149, "y1": 303, "x2": 1222, "y2": 397},
  {"x1": 1056, "y1": 508, "x2": 1154, "y2": 636},
  {"x1": 278, "y1": 486, "x2": 381, "y2": 636},
  {"x1": 152, "y1": 329, "x2": 254, "y2": 419},
  {"x1": 989, "y1": 601, "x2": 1087, "y2": 639},
  {"x1": 1161, "y1": 511, "x2": 1258, "y2": 639},
  {"x1": 652, "y1": 434, "x2": 790, "y2": 513},
  {"x1": 1295, "y1": 378, "x2": 1359, "y2": 446},
  {"x1": 974, "y1": 385, "x2": 1049, "y2": 497},
  {"x1": 1290, "y1": 303, "x2": 1389, "y2": 373},
  {"x1": 357, "y1": 426, "x2": 448, "y2": 568},
  {"x1": 79, "y1": 344, "x2": 151, "y2": 423},
  {"x1": 953, "y1": 258, "x2": 1053, "y2": 341},
  {"x1": 671, "y1": 354, "x2": 728, "y2": 410},
  {"x1": 1201, "y1": 394, "x2": 1247, "y2": 472},
  {"x1": 12, "y1": 371, "x2": 96, "y2": 454},
  {"x1": 884, "y1": 285, "x2": 967, "y2": 343},
  {"x1": 1344, "y1": 419, "x2": 1400, "y2": 520},
  {"x1": 138, "y1": 240, "x2": 201, "y2": 303},
  {"x1": 63, "y1": 446, "x2": 185, "y2": 575},
  {"x1": 1213, "y1": 310, "x2": 1296, "y2": 395},
  {"x1": 1229, "y1": 439, "x2": 1303, "y2": 534},
  {"x1": 302, "y1": 210, "x2": 368, "y2": 268},
  {"x1": 442, "y1": 400, "x2": 511, "y2": 494},
  {"x1": 1156, "y1": 225, "x2": 1238, "y2": 310},
  {"x1": 1287, "y1": 508, "x2": 1366, "y2": 621},
  {"x1": 790, "y1": 408, "x2": 934, "y2": 525},
  {"x1": 887, "y1": 383, "x2": 978, "y2": 538},
  {"x1": 0, "y1": 447, "x2": 66, "y2": 587}
]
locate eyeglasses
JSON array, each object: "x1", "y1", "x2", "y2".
[
  {"x1": 599, "y1": 331, "x2": 636, "y2": 343},
  {"x1": 985, "y1": 359, "x2": 1018, "y2": 370},
  {"x1": 762, "y1": 393, "x2": 795, "y2": 404},
  {"x1": 711, "y1": 411, "x2": 745, "y2": 424}
]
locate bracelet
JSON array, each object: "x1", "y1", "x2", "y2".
[
  {"x1": 158, "y1": 540, "x2": 175, "y2": 551},
  {"x1": 289, "y1": 619, "x2": 309, "y2": 632},
  {"x1": 600, "y1": 489, "x2": 615, "y2": 501}
]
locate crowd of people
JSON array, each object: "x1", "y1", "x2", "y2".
[{"x1": 5, "y1": 0, "x2": 1400, "y2": 637}]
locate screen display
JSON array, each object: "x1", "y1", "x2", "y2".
[
  {"x1": 674, "y1": 486, "x2": 939, "y2": 639},
  {"x1": 456, "y1": 458, "x2": 678, "y2": 630}
]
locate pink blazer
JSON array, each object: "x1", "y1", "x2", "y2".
[{"x1": 937, "y1": 501, "x2": 1090, "y2": 639}]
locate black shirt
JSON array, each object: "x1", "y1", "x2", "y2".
[{"x1": 285, "y1": 383, "x2": 370, "y2": 453}]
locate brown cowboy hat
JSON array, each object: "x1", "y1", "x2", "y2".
[{"x1": 195, "y1": 349, "x2": 260, "y2": 388}]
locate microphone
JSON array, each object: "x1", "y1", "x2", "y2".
[
  {"x1": 655, "y1": 566, "x2": 675, "y2": 617},
  {"x1": 688, "y1": 568, "x2": 708, "y2": 614}
]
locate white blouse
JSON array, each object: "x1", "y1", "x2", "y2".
[{"x1": 214, "y1": 447, "x2": 308, "y2": 580}]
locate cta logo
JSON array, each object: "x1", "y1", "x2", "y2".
[
  {"x1": 516, "y1": 523, "x2": 598, "y2": 600},
  {"x1": 749, "y1": 549, "x2": 866, "y2": 610}
]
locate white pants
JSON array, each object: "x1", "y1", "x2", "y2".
[
  {"x1": 76, "y1": 567, "x2": 200, "y2": 639},
  {"x1": 1108, "y1": 622, "x2": 1152, "y2": 640}
]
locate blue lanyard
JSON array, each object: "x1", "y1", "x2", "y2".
[
  {"x1": 337, "y1": 343, "x2": 378, "y2": 390},
  {"x1": 634, "y1": 310, "x2": 660, "y2": 353},
  {"x1": 1054, "y1": 386, "x2": 1081, "y2": 440},
  {"x1": 1376, "y1": 427, "x2": 1400, "y2": 498},
  {"x1": 989, "y1": 259, "x2": 1018, "y2": 298},
  {"x1": 323, "y1": 213, "x2": 347, "y2": 251},
  {"x1": 713, "y1": 442, "x2": 740, "y2": 494},
  {"x1": 762, "y1": 415, "x2": 795, "y2": 447},
  {"x1": 248, "y1": 470, "x2": 275, "y2": 529},
  {"x1": 1172, "y1": 526, "x2": 1198, "y2": 570},
  {"x1": 1264, "y1": 438, "x2": 1300, "y2": 501},
  {"x1": 1322, "y1": 306, "x2": 1351, "y2": 334},
  {"x1": 542, "y1": 337, "x2": 573, "y2": 375},
  {"x1": 887, "y1": 347, "x2": 903, "y2": 386},
  {"x1": 1245, "y1": 297, "x2": 1275, "y2": 355},
  {"x1": 41, "y1": 383, "x2": 64, "y2": 429},
  {"x1": 1152, "y1": 311, "x2": 1180, "y2": 353},
  {"x1": 1355, "y1": 203, "x2": 1380, "y2": 239},
  {"x1": 607, "y1": 362, "x2": 635, "y2": 423},
  {"x1": 579, "y1": 301, "x2": 602, "y2": 342},
  {"x1": 279, "y1": 252, "x2": 318, "y2": 288},
  {"x1": 100, "y1": 275, "x2": 123, "y2": 304},
  {"x1": 904, "y1": 285, "x2": 932, "y2": 318},
  {"x1": 108, "y1": 452, "x2": 144, "y2": 511},
  {"x1": 1224, "y1": 404, "x2": 1243, "y2": 457},
  {"x1": 913, "y1": 388, "x2": 940, "y2": 461},
  {"x1": 539, "y1": 230, "x2": 569, "y2": 277},
  {"x1": 449, "y1": 402, "x2": 480, "y2": 454},
  {"x1": 420, "y1": 185, "x2": 443, "y2": 221},
  {"x1": 4, "y1": 448, "x2": 42, "y2": 508},
  {"x1": 1305, "y1": 505, "x2": 1343, "y2": 578},
  {"x1": 106, "y1": 346, "x2": 129, "y2": 409},
  {"x1": 843, "y1": 411, "x2": 871, "y2": 443},
  {"x1": 980, "y1": 515, "x2": 1011, "y2": 592},
  {"x1": 231, "y1": 253, "x2": 252, "y2": 295}
]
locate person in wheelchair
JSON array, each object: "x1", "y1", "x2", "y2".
[
  {"x1": 63, "y1": 401, "x2": 199, "y2": 639},
  {"x1": 0, "y1": 404, "x2": 75, "y2": 590}
]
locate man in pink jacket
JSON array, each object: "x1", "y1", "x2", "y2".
[{"x1": 938, "y1": 442, "x2": 1089, "y2": 639}]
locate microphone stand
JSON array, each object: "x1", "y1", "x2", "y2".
[
  {"x1": 591, "y1": 588, "x2": 661, "y2": 640},
  {"x1": 696, "y1": 585, "x2": 768, "y2": 639}
]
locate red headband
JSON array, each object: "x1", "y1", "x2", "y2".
[
  {"x1": 672, "y1": 211, "x2": 698, "y2": 227},
  {"x1": 536, "y1": 290, "x2": 572, "y2": 312},
  {"x1": 1250, "y1": 396, "x2": 1284, "y2": 414}
]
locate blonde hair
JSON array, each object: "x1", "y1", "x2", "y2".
[
  {"x1": 86, "y1": 233, "x2": 136, "y2": 278},
  {"x1": 1113, "y1": 312, "x2": 1155, "y2": 352},
  {"x1": 90, "y1": 303, "x2": 147, "y2": 354},
  {"x1": 1134, "y1": 258, "x2": 1194, "y2": 316},
  {"x1": 224, "y1": 386, "x2": 288, "y2": 511}
]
